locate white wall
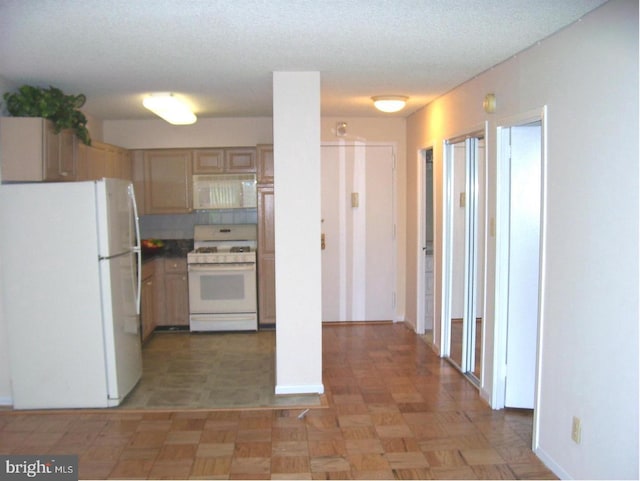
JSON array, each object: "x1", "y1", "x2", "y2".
[
  {"x1": 273, "y1": 72, "x2": 323, "y2": 393},
  {"x1": 405, "y1": 1, "x2": 638, "y2": 478},
  {"x1": 103, "y1": 117, "x2": 273, "y2": 149}
]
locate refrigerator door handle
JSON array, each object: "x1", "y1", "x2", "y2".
[{"x1": 129, "y1": 183, "x2": 142, "y2": 315}]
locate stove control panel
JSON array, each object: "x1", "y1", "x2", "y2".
[{"x1": 188, "y1": 252, "x2": 256, "y2": 264}]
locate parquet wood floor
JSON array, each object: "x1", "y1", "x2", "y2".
[
  {"x1": 120, "y1": 330, "x2": 322, "y2": 410},
  {"x1": 0, "y1": 322, "x2": 557, "y2": 479}
]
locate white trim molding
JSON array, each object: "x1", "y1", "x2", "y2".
[{"x1": 275, "y1": 384, "x2": 325, "y2": 395}]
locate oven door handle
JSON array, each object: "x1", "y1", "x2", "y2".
[{"x1": 188, "y1": 263, "x2": 256, "y2": 271}]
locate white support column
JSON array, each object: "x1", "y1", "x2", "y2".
[{"x1": 272, "y1": 71, "x2": 324, "y2": 394}]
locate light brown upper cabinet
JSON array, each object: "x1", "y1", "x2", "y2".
[
  {"x1": 226, "y1": 147, "x2": 256, "y2": 172},
  {"x1": 0, "y1": 117, "x2": 76, "y2": 182},
  {"x1": 192, "y1": 149, "x2": 225, "y2": 174},
  {"x1": 142, "y1": 149, "x2": 193, "y2": 214},
  {"x1": 77, "y1": 141, "x2": 132, "y2": 182},
  {"x1": 192, "y1": 147, "x2": 256, "y2": 174},
  {"x1": 257, "y1": 144, "x2": 274, "y2": 185}
]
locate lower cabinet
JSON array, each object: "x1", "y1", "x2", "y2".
[
  {"x1": 141, "y1": 260, "x2": 157, "y2": 342},
  {"x1": 140, "y1": 256, "x2": 190, "y2": 340},
  {"x1": 161, "y1": 258, "x2": 189, "y2": 327}
]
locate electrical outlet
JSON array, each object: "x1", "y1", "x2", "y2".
[{"x1": 571, "y1": 416, "x2": 582, "y2": 444}]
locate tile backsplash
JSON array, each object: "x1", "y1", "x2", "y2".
[{"x1": 140, "y1": 209, "x2": 257, "y2": 239}]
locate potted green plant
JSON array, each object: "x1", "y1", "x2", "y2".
[{"x1": 2, "y1": 85, "x2": 91, "y2": 145}]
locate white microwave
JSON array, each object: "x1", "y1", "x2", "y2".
[{"x1": 193, "y1": 174, "x2": 257, "y2": 210}]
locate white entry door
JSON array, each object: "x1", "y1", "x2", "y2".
[{"x1": 321, "y1": 144, "x2": 395, "y2": 322}]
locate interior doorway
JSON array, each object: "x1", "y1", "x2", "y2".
[
  {"x1": 442, "y1": 132, "x2": 486, "y2": 384},
  {"x1": 320, "y1": 143, "x2": 396, "y2": 322},
  {"x1": 494, "y1": 108, "x2": 546, "y2": 448},
  {"x1": 423, "y1": 149, "x2": 435, "y2": 335}
]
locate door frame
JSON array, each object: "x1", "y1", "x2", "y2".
[
  {"x1": 493, "y1": 106, "x2": 548, "y2": 450},
  {"x1": 416, "y1": 145, "x2": 435, "y2": 336},
  {"x1": 320, "y1": 141, "x2": 398, "y2": 322}
]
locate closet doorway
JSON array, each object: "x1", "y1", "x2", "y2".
[
  {"x1": 442, "y1": 132, "x2": 486, "y2": 383},
  {"x1": 494, "y1": 111, "x2": 545, "y2": 414}
]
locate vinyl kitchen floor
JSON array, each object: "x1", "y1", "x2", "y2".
[
  {"x1": 120, "y1": 330, "x2": 323, "y2": 410},
  {"x1": 0, "y1": 323, "x2": 557, "y2": 479}
]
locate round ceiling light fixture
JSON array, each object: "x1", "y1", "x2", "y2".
[{"x1": 372, "y1": 95, "x2": 408, "y2": 113}]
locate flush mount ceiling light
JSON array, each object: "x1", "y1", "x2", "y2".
[
  {"x1": 143, "y1": 93, "x2": 197, "y2": 125},
  {"x1": 372, "y1": 95, "x2": 408, "y2": 113}
]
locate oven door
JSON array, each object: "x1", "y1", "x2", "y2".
[{"x1": 188, "y1": 263, "x2": 257, "y2": 315}]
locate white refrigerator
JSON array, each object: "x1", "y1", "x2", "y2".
[{"x1": 0, "y1": 178, "x2": 143, "y2": 409}]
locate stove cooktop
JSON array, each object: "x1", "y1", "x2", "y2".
[{"x1": 188, "y1": 246, "x2": 256, "y2": 264}]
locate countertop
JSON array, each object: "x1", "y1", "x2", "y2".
[{"x1": 142, "y1": 239, "x2": 193, "y2": 262}]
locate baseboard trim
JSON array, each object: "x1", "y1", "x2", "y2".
[
  {"x1": 534, "y1": 445, "x2": 572, "y2": 479},
  {"x1": 322, "y1": 320, "x2": 394, "y2": 327},
  {"x1": 275, "y1": 384, "x2": 325, "y2": 395}
]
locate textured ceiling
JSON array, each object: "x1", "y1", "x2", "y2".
[{"x1": 0, "y1": 0, "x2": 608, "y2": 120}]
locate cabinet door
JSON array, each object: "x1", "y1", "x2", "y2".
[
  {"x1": 0, "y1": 117, "x2": 76, "y2": 182},
  {"x1": 162, "y1": 258, "x2": 189, "y2": 326},
  {"x1": 44, "y1": 122, "x2": 61, "y2": 180},
  {"x1": 225, "y1": 147, "x2": 256, "y2": 172},
  {"x1": 258, "y1": 187, "x2": 276, "y2": 327},
  {"x1": 144, "y1": 150, "x2": 192, "y2": 214},
  {"x1": 257, "y1": 144, "x2": 274, "y2": 184},
  {"x1": 116, "y1": 148, "x2": 133, "y2": 181},
  {"x1": 132, "y1": 151, "x2": 146, "y2": 215},
  {"x1": 102, "y1": 145, "x2": 118, "y2": 179},
  {"x1": 193, "y1": 149, "x2": 224, "y2": 174},
  {"x1": 58, "y1": 129, "x2": 77, "y2": 180},
  {"x1": 87, "y1": 144, "x2": 108, "y2": 180},
  {"x1": 141, "y1": 274, "x2": 156, "y2": 341},
  {"x1": 44, "y1": 126, "x2": 76, "y2": 181},
  {"x1": 76, "y1": 143, "x2": 89, "y2": 181},
  {"x1": 163, "y1": 273, "x2": 190, "y2": 326}
]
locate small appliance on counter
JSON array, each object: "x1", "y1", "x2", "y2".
[{"x1": 187, "y1": 224, "x2": 257, "y2": 331}]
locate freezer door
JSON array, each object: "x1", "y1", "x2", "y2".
[
  {"x1": 101, "y1": 251, "x2": 143, "y2": 405},
  {"x1": 96, "y1": 178, "x2": 136, "y2": 257}
]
